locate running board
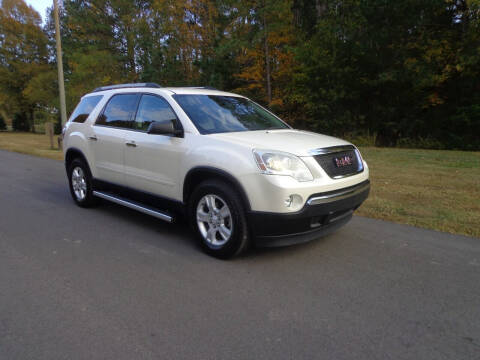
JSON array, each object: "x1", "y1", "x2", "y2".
[{"x1": 93, "y1": 191, "x2": 173, "y2": 223}]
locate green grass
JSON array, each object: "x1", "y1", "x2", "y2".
[
  {"x1": 0, "y1": 132, "x2": 478, "y2": 238},
  {"x1": 357, "y1": 147, "x2": 480, "y2": 238},
  {"x1": 0, "y1": 132, "x2": 63, "y2": 161}
]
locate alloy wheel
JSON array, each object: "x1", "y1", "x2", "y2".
[{"x1": 196, "y1": 194, "x2": 233, "y2": 247}]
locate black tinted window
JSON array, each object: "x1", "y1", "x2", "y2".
[
  {"x1": 173, "y1": 95, "x2": 289, "y2": 134},
  {"x1": 69, "y1": 95, "x2": 103, "y2": 123},
  {"x1": 134, "y1": 95, "x2": 177, "y2": 131},
  {"x1": 96, "y1": 94, "x2": 138, "y2": 128}
]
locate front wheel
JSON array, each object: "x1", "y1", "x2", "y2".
[{"x1": 189, "y1": 180, "x2": 250, "y2": 259}]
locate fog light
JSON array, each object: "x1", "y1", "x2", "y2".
[
  {"x1": 284, "y1": 194, "x2": 303, "y2": 210},
  {"x1": 284, "y1": 196, "x2": 293, "y2": 207}
]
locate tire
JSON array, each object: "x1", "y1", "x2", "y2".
[
  {"x1": 188, "y1": 179, "x2": 250, "y2": 259},
  {"x1": 67, "y1": 158, "x2": 99, "y2": 208}
]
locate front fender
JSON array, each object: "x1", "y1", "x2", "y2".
[{"x1": 179, "y1": 137, "x2": 258, "y2": 205}]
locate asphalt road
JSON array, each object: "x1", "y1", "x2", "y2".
[{"x1": 0, "y1": 149, "x2": 479, "y2": 360}]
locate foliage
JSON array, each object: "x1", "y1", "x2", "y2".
[
  {"x1": 0, "y1": 0, "x2": 52, "y2": 131},
  {"x1": 0, "y1": 114, "x2": 6, "y2": 130},
  {"x1": 291, "y1": 0, "x2": 480, "y2": 149},
  {"x1": 0, "y1": 0, "x2": 478, "y2": 149},
  {"x1": 54, "y1": 114, "x2": 62, "y2": 135},
  {"x1": 12, "y1": 113, "x2": 30, "y2": 131}
]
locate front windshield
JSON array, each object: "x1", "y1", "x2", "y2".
[{"x1": 173, "y1": 95, "x2": 290, "y2": 134}]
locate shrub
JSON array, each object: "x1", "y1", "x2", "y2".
[
  {"x1": 0, "y1": 114, "x2": 6, "y2": 131},
  {"x1": 343, "y1": 132, "x2": 377, "y2": 147},
  {"x1": 54, "y1": 115, "x2": 62, "y2": 135},
  {"x1": 397, "y1": 137, "x2": 445, "y2": 150},
  {"x1": 12, "y1": 113, "x2": 30, "y2": 131}
]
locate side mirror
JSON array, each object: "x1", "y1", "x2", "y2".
[{"x1": 147, "y1": 120, "x2": 183, "y2": 137}]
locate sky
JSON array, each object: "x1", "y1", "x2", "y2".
[{"x1": 25, "y1": 0, "x2": 51, "y2": 23}]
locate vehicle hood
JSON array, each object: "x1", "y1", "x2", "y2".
[{"x1": 209, "y1": 129, "x2": 352, "y2": 157}]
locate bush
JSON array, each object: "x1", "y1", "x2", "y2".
[
  {"x1": 54, "y1": 115, "x2": 62, "y2": 135},
  {"x1": 445, "y1": 105, "x2": 480, "y2": 151},
  {"x1": 343, "y1": 132, "x2": 377, "y2": 147},
  {"x1": 0, "y1": 114, "x2": 6, "y2": 131},
  {"x1": 397, "y1": 137, "x2": 445, "y2": 150},
  {"x1": 12, "y1": 113, "x2": 30, "y2": 131}
]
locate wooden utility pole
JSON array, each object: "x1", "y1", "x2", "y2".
[
  {"x1": 263, "y1": 12, "x2": 272, "y2": 104},
  {"x1": 54, "y1": 0, "x2": 67, "y2": 127}
]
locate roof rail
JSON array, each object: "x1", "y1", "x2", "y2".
[
  {"x1": 92, "y1": 83, "x2": 161, "y2": 93},
  {"x1": 175, "y1": 86, "x2": 218, "y2": 91}
]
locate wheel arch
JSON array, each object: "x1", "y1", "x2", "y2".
[
  {"x1": 65, "y1": 147, "x2": 92, "y2": 175},
  {"x1": 183, "y1": 167, "x2": 251, "y2": 211}
]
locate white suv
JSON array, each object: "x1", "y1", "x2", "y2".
[{"x1": 63, "y1": 83, "x2": 370, "y2": 258}]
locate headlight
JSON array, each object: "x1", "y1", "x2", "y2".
[{"x1": 253, "y1": 150, "x2": 314, "y2": 182}]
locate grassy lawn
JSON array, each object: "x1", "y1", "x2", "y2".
[
  {"x1": 357, "y1": 147, "x2": 480, "y2": 238},
  {"x1": 0, "y1": 132, "x2": 63, "y2": 161},
  {"x1": 0, "y1": 132, "x2": 478, "y2": 238}
]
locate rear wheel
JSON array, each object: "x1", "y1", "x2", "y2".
[
  {"x1": 189, "y1": 180, "x2": 249, "y2": 259},
  {"x1": 67, "y1": 158, "x2": 98, "y2": 208}
]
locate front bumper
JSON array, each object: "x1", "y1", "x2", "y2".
[{"x1": 249, "y1": 180, "x2": 370, "y2": 247}]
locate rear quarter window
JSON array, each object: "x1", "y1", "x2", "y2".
[{"x1": 69, "y1": 95, "x2": 103, "y2": 123}]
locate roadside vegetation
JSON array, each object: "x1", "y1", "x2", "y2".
[
  {"x1": 1, "y1": 132, "x2": 478, "y2": 238},
  {"x1": 0, "y1": 132, "x2": 62, "y2": 161},
  {"x1": 0, "y1": 0, "x2": 479, "y2": 150},
  {"x1": 357, "y1": 147, "x2": 480, "y2": 238}
]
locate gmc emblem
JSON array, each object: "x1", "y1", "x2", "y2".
[{"x1": 334, "y1": 155, "x2": 353, "y2": 167}]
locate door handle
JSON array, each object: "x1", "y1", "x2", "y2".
[
  {"x1": 88, "y1": 135, "x2": 98, "y2": 141},
  {"x1": 125, "y1": 141, "x2": 137, "y2": 147}
]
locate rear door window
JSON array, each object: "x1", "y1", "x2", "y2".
[
  {"x1": 96, "y1": 94, "x2": 139, "y2": 129},
  {"x1": 69, "y1": 95, "x2": 103, "y2": 123}
]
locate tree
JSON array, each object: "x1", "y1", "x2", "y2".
[
  {"x1": 0, "y1": 0, "x2": 52, "y2": 131},
  {"x1": 217, "y1": 0, "x2": 296, "y2": 112},
  {"x1": 0, "y1": 113, "x2": 6, "y2": 130},
  {"x1": 1, "y1": 0, "x2": 477, "y2": 149},
  {"x1": 291, "y1": 0, "x2": 480, "y2": 148}
]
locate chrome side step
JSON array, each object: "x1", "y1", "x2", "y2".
[{"x1": 93, "y1": 191, "x2": 173, "y2": 223}]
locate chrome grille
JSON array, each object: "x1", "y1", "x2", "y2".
[{"x1": 312, "y1": 145, "x2": 363, "y2": 179}]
